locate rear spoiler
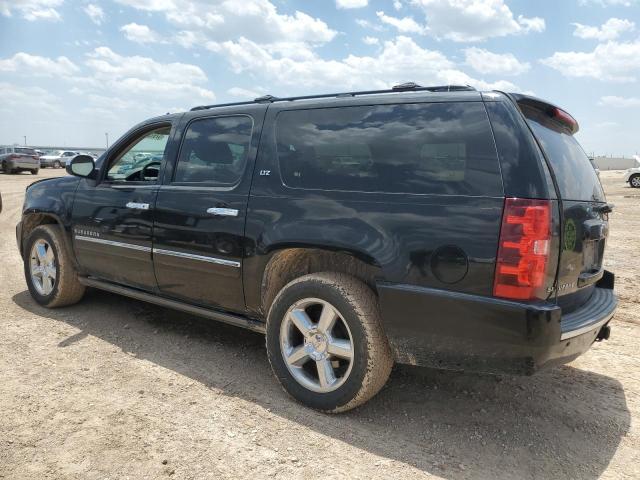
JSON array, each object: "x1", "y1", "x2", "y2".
[{"x1": 508, "y1": 93, "x2": 579, "y2": 134}]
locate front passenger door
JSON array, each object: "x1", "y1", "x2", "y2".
[{"x1": 72, "y1": 123, "x2": 174, "y2": 290}]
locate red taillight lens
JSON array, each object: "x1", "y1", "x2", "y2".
[
  {"x1": 493, "y1": 198, "x2": 552, "y2": 301},
  {"x1": 552, "y1": 107, "x2": 578, "y2": 133}
]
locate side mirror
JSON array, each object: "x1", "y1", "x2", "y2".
[{"x1": 66, "y1": 155, "x2": 96, "y2": 179}]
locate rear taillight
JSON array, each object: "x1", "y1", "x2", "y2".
[{"x1": 493, "y1": 198, "x2": 552, "y2": 301}]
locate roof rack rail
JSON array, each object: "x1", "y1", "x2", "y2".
[{"x1": 190, "y1": 83, "x2": 477, "y2": 111}]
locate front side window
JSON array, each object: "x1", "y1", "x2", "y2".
[
  {"x1": 275, "y1": 102, "x2": 502, "y2": 196},
  {"x1": 173, "y1": 115, "x2": 253, "y2": 185},
  {"x1": 106, "y1": 126, "x2": 171, "y2": 182}
]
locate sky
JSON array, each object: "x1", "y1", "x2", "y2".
[{"x1": 0, "y1": 0, "x2": 639, "y2": 156}]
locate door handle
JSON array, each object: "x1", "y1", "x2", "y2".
[
  {"x1": 206, "y1": 207, "x2": 239, "y2": 217},
  {"x1": 126, "y1": 202, "x2": 150, "y2": 210}
]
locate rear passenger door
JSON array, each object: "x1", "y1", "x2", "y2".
[{"x1": 152, "y1": 107, "x2": 265, "y2": 312}]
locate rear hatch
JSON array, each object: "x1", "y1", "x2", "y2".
[
  {"x1": 13, "y1": 147, "x2": 39, "y2": 165},
  {"x1": 516, "y1": 96, "x2": 609, "y2": 313}
]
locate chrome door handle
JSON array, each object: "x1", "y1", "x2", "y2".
[
  {"x1": 206, "y1": 207, "x2": 239, "y2": 217},
  {"x1": 126, "y1": 202, "x2": 150, "y2": 210}
]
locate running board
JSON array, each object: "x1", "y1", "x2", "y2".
[{"x1": 78, "y1": 277, "x2": 266, "y2": 334}]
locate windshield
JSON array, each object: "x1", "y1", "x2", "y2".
[{"x1": 524, "y1": 110, "x2": 604, "y2": 202}]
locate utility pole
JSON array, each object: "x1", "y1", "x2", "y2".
[
  {"x1": 23, "y1": 136, "x2": 27, "y2": 146},
  {"x1": 105, "y1": 132, "x2": 109, "y2": 149}
]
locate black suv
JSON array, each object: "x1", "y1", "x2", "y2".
[{"x1": 17, "y1": 85, "x2": 617, "y2": 412}]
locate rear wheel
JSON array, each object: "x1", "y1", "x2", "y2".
[
  {"x1": 24, "y1": 225, "x2": 86, "y2": 308},
  {"x1": 266, "y1": 272, "x2": 393, "y2": 412},
  {"x1": 630, "y1": 174, "x2": 640, "y2": 188},
  {"x1": 30, "y1": 169, "x2": 39, "y2": 175},
  {"x1": 53, "y1": 160, "x2": 62, "y2": 168}
]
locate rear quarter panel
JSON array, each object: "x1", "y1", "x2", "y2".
[{"x1": 243, "y1": 100, "x2": 504, "y2": 315}]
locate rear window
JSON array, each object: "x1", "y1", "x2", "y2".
[
  {"x1": 275, "y1": 102, "x2": 502, "y2": 196},
  {"x1": 523, "y1": 107, "x2": 604, "y2": 202},
  {"x1": 16, "y1": 148, "x2": 36, "y2": 155}
]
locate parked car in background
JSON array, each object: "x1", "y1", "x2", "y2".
[
  {"x1": 40, "y1": 150, "x2": 78, "y2": 168},
  {"x1": 624, "y1": 167, "x2": 640, "y2": 188},
  {"x1": 0, "y1": 146, "x2": 39, "y2": 174}
]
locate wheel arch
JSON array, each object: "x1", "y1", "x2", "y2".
[
  {"x1": 20, "y1": 211, "x2": 75, "y2": 265},
  {"x1": 258, "y1": 246, "x2": 382, "y2": 318}
]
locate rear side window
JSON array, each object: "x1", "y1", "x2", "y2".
[
  {"x1": 523, "y1": 107, "x2": 604, "y2": 202},
  {"x1": 174, "y1": 115, "x2": 253, "y2": 185},
  {"x1": 275, "y1": 102, "x2": 502, "y2": 196}
]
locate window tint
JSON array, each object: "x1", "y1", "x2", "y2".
[
  {"x1": 16, "y1": 148, "x2": 36, "y2": 155},
  {"x1": 173, "y1": 116, "x2": 253, "y2": 185},
  {"x1": 275, "y1": 103, "x2": 502, "y2": 196},
  {"x1": 523, "y1": 107, "x2": 604, "y2": 202},
  {"x1": 107, "y1": 126, "x2": 170, "y2": 182}
]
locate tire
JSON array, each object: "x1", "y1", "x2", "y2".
[
  {"x1": 266, "y1": 272, "x2": 393, "y2": 413},
  {"x1": 53, "y1": 160, "x2": 61, "y2": 169},
  {"x1": 24, "y1": 224, "x2": 86, "y2": 308},
  {"x1": 30, "y1": 169, "x2": 39, "y2": 175},
  {"x1": 0, "y1": 160, "x2": 5, "y2": 173},
  {"x1": 630, "y1": 174, "x2": 640, "y2": 188}
]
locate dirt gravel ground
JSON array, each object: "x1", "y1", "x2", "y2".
[{"x1": 0, "y1": 169, "x2": 638, "y2": 479}]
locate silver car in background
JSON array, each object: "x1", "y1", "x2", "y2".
[
  {"x1": 0, "y1": 146, "x2": 39, "y2": 175},
  {"x1": 39, "y1": 150, "x2": 79, "y2": 168}
]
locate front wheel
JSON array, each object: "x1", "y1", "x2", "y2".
[
  {"x1": 24, "y1": 224, "x2": 86, "y2": 308},
  {"x1": 630, "y1": 174, "x2": 640, "y2": 188},
  {"x1": 53, "y1": 160, "x2": 62, "y2": 168},
  {"x1": 266, "y1": 272, "x2": 393, "y2": 412}
]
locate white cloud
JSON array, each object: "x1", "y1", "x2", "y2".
[
  {"x1": 336, "y1": 0, "x2": 368, "y2": 8},
  {"x1": 227, "y1": 86, "x2": 265, "y2": 98},
  {"x1": 0, "y1": 82, "x2": 61, "y2": 114},
  {"x1": 0, "y1": 0, "x2": 62, "y2": 21},
  {"x1": 598, "y1": 95, "x2": 640, "y2": 107},
  {"x1": 464, "y1": 47, "x2": 530, "y2": 75},
  {"x1": 363, "y1": 36, "x2": 379, "y2": 45},
  {"x1": 541, "y1": 40, "x2": 640, "y2": 82},
  {"x1": 120, "y1": 23, "x2": 163, "y2": 44},
  {"x1": 209, "y1": 35, "x2": 517, "y2": 92},
  {"x1": 356, "y1": 18, "x2": 386, "y2": 31},
  {"x1": 83, "y1": 4, "x2": 105, "y2": 25},
  {"x1": 115, "y1": 0, "x2": 337, "y2": 44},
  {"x1": 0, "y1": 52, "x2": 78, "y2": 76},
  {"x1": 376, "y1": 11, "x2": 428, "y2": 35},
  {"x1": 410, "y1": 0, "x2": 545, "y2": 42},
  {"x1": 572, "y1": 18, "x2": 635, "y2": 41},
  {"x1": 393, "y1": 0, "x2": 403, "y2": 9},
  {"x1": 84, "y1": 47, "x2": 213, "y2": 101}
]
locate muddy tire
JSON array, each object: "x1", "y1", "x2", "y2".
[
  {"x1": 266, "y1": 272, "x2": 393, "y2": 413},
  {"x1": 24, "y1": 224, "x2": 86, "y2": 308}
]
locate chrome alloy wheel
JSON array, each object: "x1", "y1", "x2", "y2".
[
  {"x1": 30, "y1": 239, "x2": 57, "y2": 296},
  {"x1": 279, "y1": 298, "x2": 354, "y2": 393},
  {"x1": 632, "y1": 176, "x2": 640, "y2": 188}
]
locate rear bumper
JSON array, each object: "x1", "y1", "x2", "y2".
[
  {"x1": 378, "y1": 274, "x2": 616, "y2": 375},
  {"x1": 7, "y1": 159, "x2": 38, "y2": 169}
]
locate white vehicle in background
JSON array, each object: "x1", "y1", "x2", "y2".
[
  {"x1": 39, "y1": 150, "x2": 79, "y2": 168},
  {"x1": 624, "y1": 168, "x2": 640, "y2": 188}
]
